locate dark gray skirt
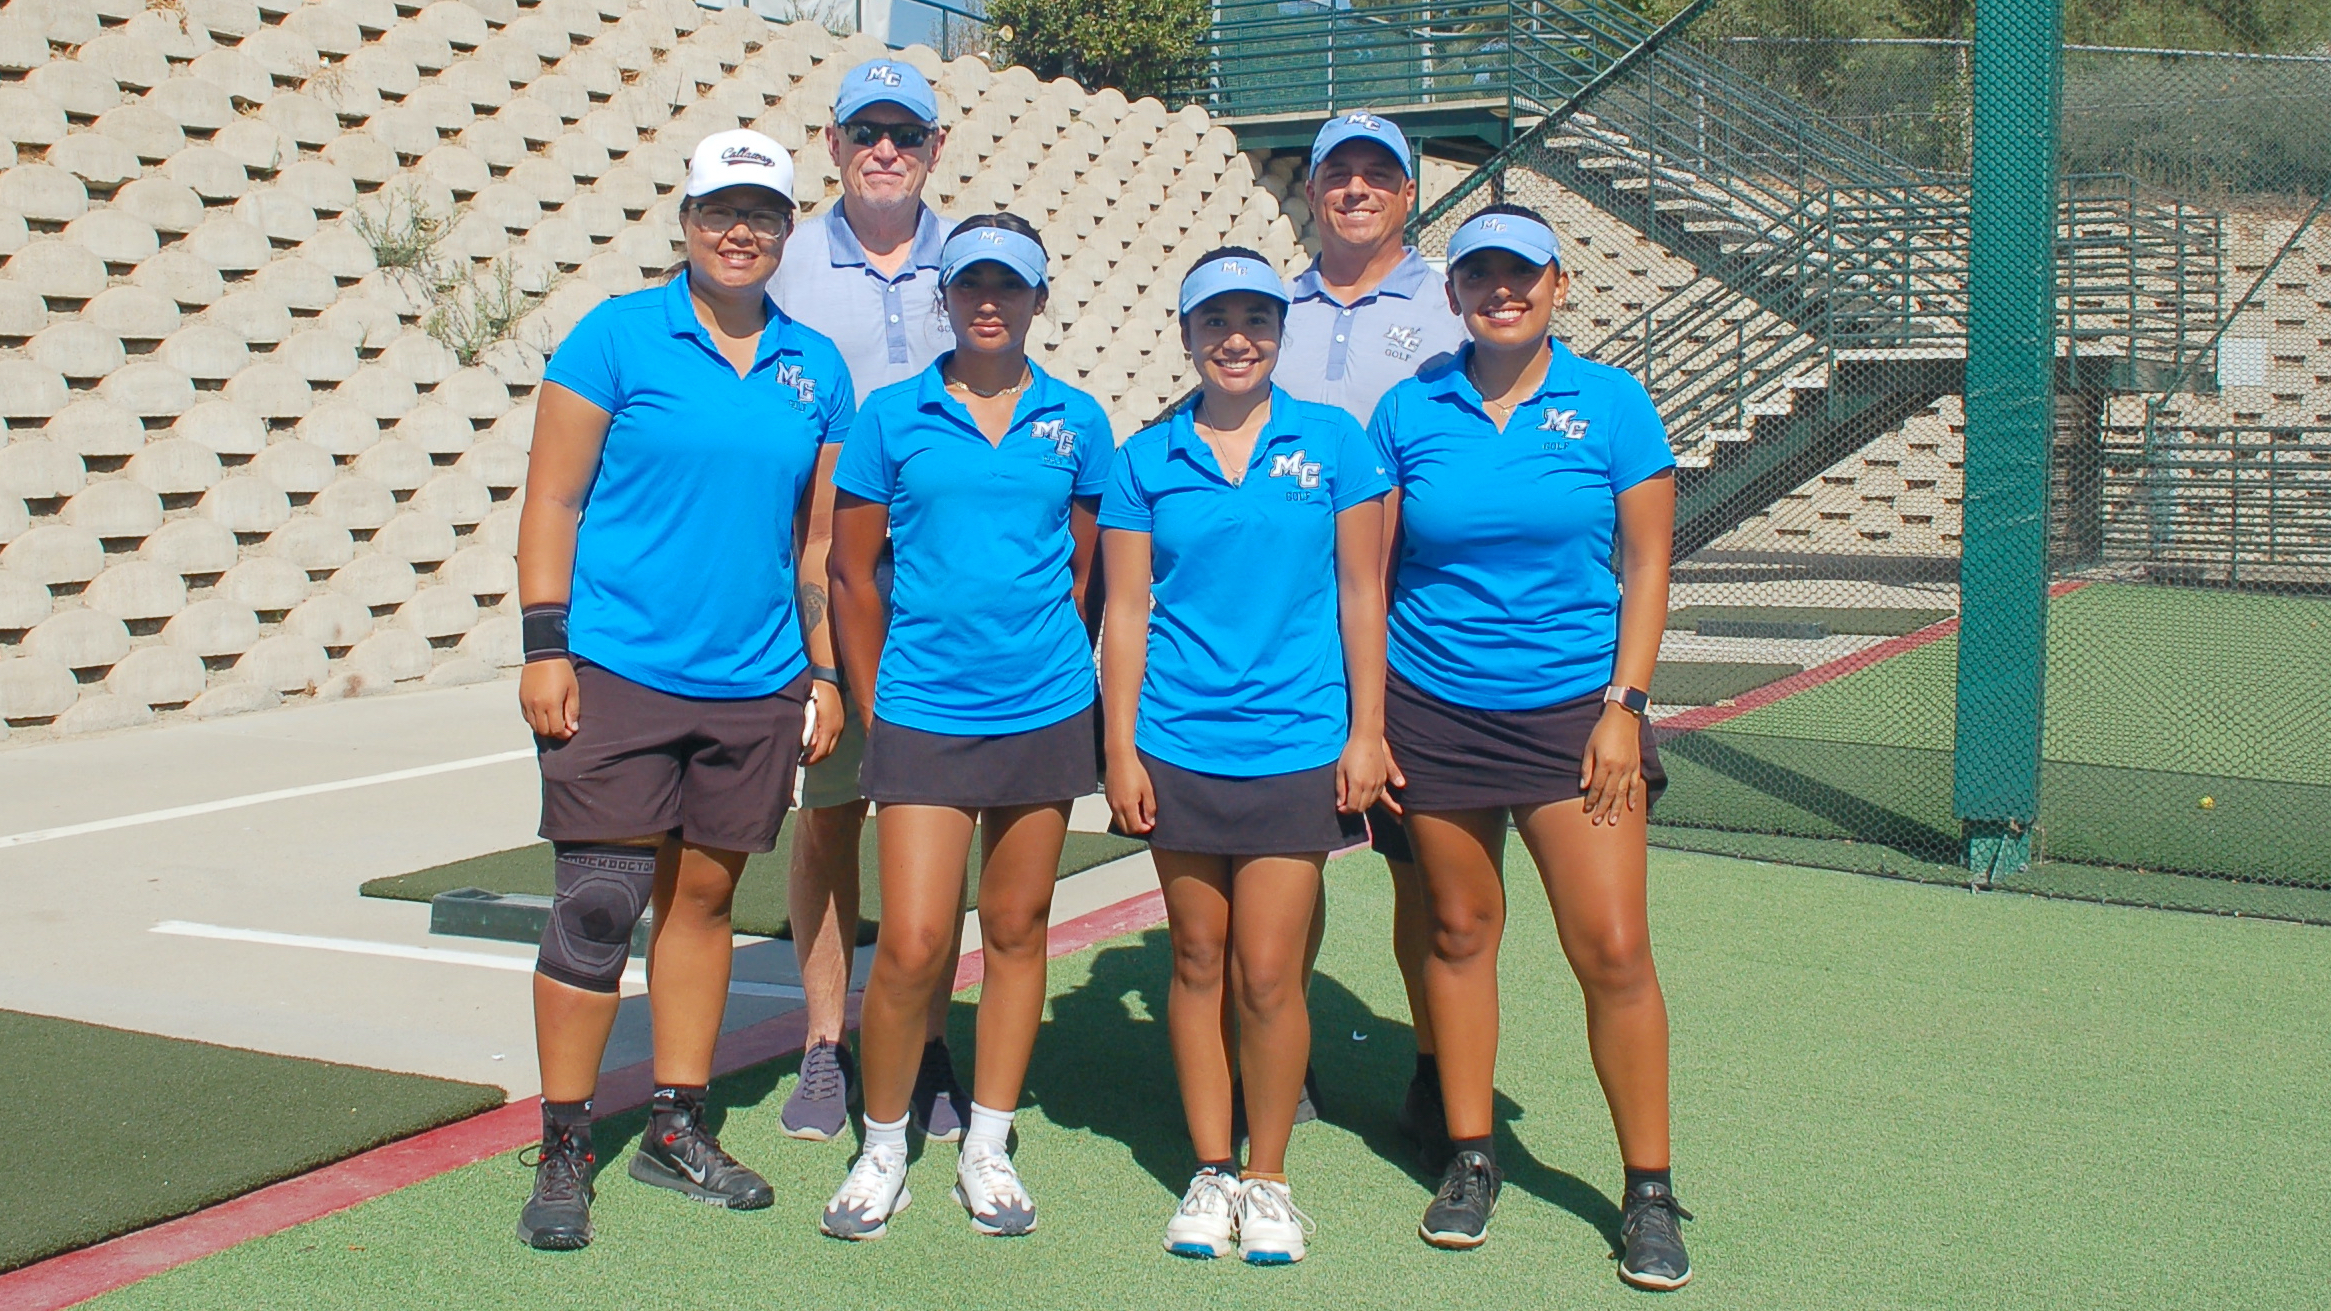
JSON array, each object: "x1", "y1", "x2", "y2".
[
  {"x1": 1124, "y1": 750, "x2": 1368, "y2": 856},
  {"x1": 861, "y1": 702, "x2": 1099, "y2": 808},
  {"x1": 1385, "y1": 670, "x2": 1666, "y2": 813}
]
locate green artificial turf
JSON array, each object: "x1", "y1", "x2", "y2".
[
  {"x1": 1656, "y1": 582, "x2": 2331, "y2": 886},
  {"x1": 0, "y1": 1012, "x2": 502, "y2": 1273},
  {"x1": 1649, "y1": 661, "x2": 1803, "y2": 706},
  {"x1": 92, "y1": 849, "x2": 2331, "y2": 1310},
  {"x1": 1665, "y1": 604, "x2": 1954, "y2": 635},
  {"x1": 360, "y1": 831, "x2": 1148, "y2": 940}
]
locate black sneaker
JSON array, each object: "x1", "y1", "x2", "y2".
[
  {"x1": 1292, "y1": 1064, "x2": 1321, "y2": 1125},
  {"x1": 910, "y1": 1039, "x2": 969, "y2": 1143},
  {"x1": 1617, "y1": 1180, "x2": 1694, "y2": 1290},
  {"x1": 1396, "y1": 1068, "x2": 1453, "y2": 1172},
  {"x1": 628, "y1": 1089, "x2": 775, "y2": 1209},
  {"x1": 1419, "y1": 1149, "x2": 1501, "y2": 1249},
  {"x1": 516, "y1": 1124, "x2": 595, "y2": 1251}
]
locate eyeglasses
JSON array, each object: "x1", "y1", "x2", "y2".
[
  {"x1": 839, "y1": 120, "x2": 934, "y2": 150},
  {"x1": 687, "y1": 203, "x2": 791, "y2": 238}
]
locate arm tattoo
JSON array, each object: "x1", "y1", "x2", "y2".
[{"x1": 799, "y1": 581, "x2": 828, "y2": 630}]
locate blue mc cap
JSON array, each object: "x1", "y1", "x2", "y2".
[
  {"x1": 1178, "y1": 255, "x2": 1290, "y2": 317},
  {"x1": 940, "y1": 226, "x2": 1049, "y2": 289},
  {"x1": 1310, "y1": 111, "x2": 1413, "y2": 177},
  {"x1": 834, "y1": 59, "x2": 940, "y2": 124},
  {"x1": 1446, "y1": 210, "x2": 1562, "y2": 272}
]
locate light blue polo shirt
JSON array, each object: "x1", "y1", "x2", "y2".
[
  {"x1": 1278, "y1": 248, "x2": 1467, "y2": 425},
  {"x1": 1369, "y1": 339, "x2": 1675, "y2": 711},
  {"x1": 542, "y1": 273, "x2": 856, "y2": 698},
  {"x1": 832, "y1": 359, "x2": 1114, "y2": 735},
  {"x1": 770, "y1": 203, "x2": 953, "y2": 402},
  {"x1": 1101, "y1": 388, "x2": 1389, "y2": 776}
]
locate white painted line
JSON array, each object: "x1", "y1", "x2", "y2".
[
  {"x1": 0, "y1": 748, "x2": 536, "y2": 851},
  {"x1": 148, "y1": 921, "x2": 806, "y2": 998}
]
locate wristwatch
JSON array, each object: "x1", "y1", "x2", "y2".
[{"x1": 1604, "y1": 684, "x2": 1650, "y2": 716}]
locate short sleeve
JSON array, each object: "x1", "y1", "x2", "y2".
[
  {"x1": 1329, "y1": 412, "x2": 1391, "y2": 512},
  {"x1": 1604, "y1": 376, "x2": 1677, "y2": 494},
  {"x1": 830, "y1": 405, "x2": 895, "y2": 503},
  {"x1": 1073, "y1": 401, "x2": 1115, "y2": 497},
  {"x1": 540, "y1": 300, "x2": 623, "y2": 413},
  {"x1": 1096, "y1": 434, "x2": 1155, "y2": 532},
  {"x1": 818, "y1": 352, "x2": 858, "y2": 445},
  {"x1": 1365, "y1": 387, "x2": 1404, "y2": 487}
]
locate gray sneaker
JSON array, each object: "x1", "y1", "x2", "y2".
[
  {"x1": 782, "y1": 1041, "x2": 856, "y2": 1142},
  {"x1": 910, "y1": 1039, "x2": 967, "y2": 1143},
  {"x1": 515, "y1": 1125, "x2": 595, "y2": 1251}
]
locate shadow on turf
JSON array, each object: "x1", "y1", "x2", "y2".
[{"x1": 1025, "y1": 927, "x2": 1625, "y2": 1247}]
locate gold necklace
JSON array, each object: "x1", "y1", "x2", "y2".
[{"x1": 945, "y1": 365, "x2": 1031, "y2": 399}]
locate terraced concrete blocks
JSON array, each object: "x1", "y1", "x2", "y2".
[
  {"x1": 140, "y1": 519, "x2": 240, "y2": 579},
  {"x1": 174, "y1": 401, "x2": 268, "y2": 458},
  {"x1": 85, "y1": 560, "x2": 189, "y2": 622},
  {"x1": 349, "y1": 626, "x2": 433, "y2": 682},
  {"x1": 286, "y1": 591, "x2": 374, "y2": 648},
  {"x1": 372, "y1": 509, "x2": 458, "y2": 565},
  {"x1": 25, "y1": 608, "x2": 133, "y2": 672},
  {"x1": 0, "y1": 655, "x2": 80, "y2": 720},
  {"x1": 63, "y1": 480, "x2": 165, "y2": 540},
  {"x1": 0, "y1": 441, "x2": 85, "y2": 501},
  {"x1": 327, "y1": 551, "x2": 417, "y2": 607},
  {"x1": 1, "y1": 524, "x2": 103, "y2": 586},
  {"x1": 162, "y1": 598, "x2": 262, "y2": 658},
  {"x1": 265, "y1": 515, "x2": 356, "y2": 570},
  {"x1": 106, "y1": 643, "x2": 209, "y2": 707},
  {"x1": 229, "y1": 632, "x2": 328, "y2": 693},
  {"x1": 0, "y1": 570, "x2": 51, "y2": 630}
]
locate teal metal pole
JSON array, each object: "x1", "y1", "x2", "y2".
[{"x1": 1955, "y1": 0, "x2": 2062, "y2": 881}]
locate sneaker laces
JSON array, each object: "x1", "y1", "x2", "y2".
[
  {"x1": 833, "y1": 1143, "x2": 906, "y2": 1210},
  {"x1": 1178, "y1": 1170, "x2": 1239, "y2": 1219},
  {"x1": 520, "y1": 1128, "x2": 592, "y2": 1202},
  {"x1": 1241, "y1": 1180, "x2": 1316, "y2": 1236},
  {"x1": 797, "y1": 1046, "x2": 847, "y2": 1103},
  {"x1": 1436, "y1": 1155, "x2": 1492, "y2": 1209},
  {"x1": 958, "y1": 1143, "x2": 1030, "y2": 1213},
  {"x1": 1622, "y1": 1188, "x2": 1694, "y2": 1243}
]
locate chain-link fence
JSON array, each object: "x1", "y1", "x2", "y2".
[{"x1": 1398, "y1": 0, "x2": 2331, "y2": 920}]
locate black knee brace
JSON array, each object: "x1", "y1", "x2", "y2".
[{"x1": 537, "y1": 842, "x2": 658, "y2": 993}]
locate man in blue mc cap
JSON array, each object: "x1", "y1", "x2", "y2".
[{"x1": 769, "y1": 57, "x2": 970, "y2": 1151}]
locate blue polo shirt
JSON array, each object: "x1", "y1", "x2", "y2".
[
  {"x1": 1101, "y1": 389, "x2": 1389, "y2": 776},
  {"x1": 1369, "y1": 339, "x2": 1675, "y2": 711},
  {"x1": 1278, "y1": 248, "x2": 1468, "y2": 425},
  {"x1": 770, "y1": 204, "x2": 952, "y2": 402},
  {"x1": 832, "y1": 359, "x2": 1114, "y2": 735},
  {"x1": 542, "y1": 273, "x2": 856, "y2": 698}
]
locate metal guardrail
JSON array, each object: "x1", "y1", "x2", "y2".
[{"x1": 2107, "y1": 425, "x2": 2331, "y2": 579}]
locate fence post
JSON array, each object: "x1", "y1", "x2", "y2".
[{"x1": 1954, "y1": 0, "x2": 2061, "y2": 882}]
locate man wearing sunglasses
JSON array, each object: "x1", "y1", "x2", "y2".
[{"x1": 768, "y1": 58, "x2": 970, "y2": 1152}]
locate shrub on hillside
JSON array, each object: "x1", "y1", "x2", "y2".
[{"x1": 987, "y1": 0, "x2": 1207, "y2": 103}]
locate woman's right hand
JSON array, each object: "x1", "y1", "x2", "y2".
[
  {"x1": 520, "y1": 659, "x2": 581, "y2": 739},
  {"x1": 1106, "y1": 751, "x2": 1156, "y2": 835}
]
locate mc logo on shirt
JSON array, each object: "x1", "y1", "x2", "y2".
[
  {"x1": 773, "y1": 363, "x2": 817, "y2": 407},
  {"x1": 1383, "y1": 323, "x2": 1423, "y2": 361},
  {"x1": 1539, "y1": 407, "x2": 1590, "y2": 443},
  {"x1": 1269, "y1": 449, "x2": 1323, "y2": 496},
  {"x1": 1031, "y1": 418, "x2": 1078, "y2": 466}
]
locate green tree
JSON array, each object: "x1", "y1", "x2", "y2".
[{"x1": 986, "y1": 0, "x2": 1209, "y2": 103}]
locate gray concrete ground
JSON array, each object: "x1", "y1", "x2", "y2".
[{"x1": 0, "y1": 683, "x2": 1151, "y2": 1099}]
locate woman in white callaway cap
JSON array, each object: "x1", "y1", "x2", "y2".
[
  {"x1": 1368, "y1": 204, "x2": 1692, "y2": 1286},
  {"x1": 512, "y1": 129, "x2": 855, "y2": 1250},
  {"x1": 1100, "y1": 249, "x2": 1393, "y2": 1265},
  {"x1": 821, "y1": 214, "x2": 1114, "y2": 1242}
]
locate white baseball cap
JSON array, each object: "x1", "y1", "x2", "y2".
[{"x1": 685, "y1": 129, "x2": 795, "y2": 203}]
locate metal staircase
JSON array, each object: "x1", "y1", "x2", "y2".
[{"x1": 1184, "y1": 0, "x2": 2224, "y2": 557}]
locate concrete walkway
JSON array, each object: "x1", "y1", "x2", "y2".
[{"x1": 0, "y1": 684, "x2": 1152, "y2": 1099}]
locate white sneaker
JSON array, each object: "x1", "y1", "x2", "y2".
[
  {"x1": 953, "y1": 1141, "x2": 1038, "y2": 1236},
  {"x1": 1236, "y1": 1178, "x2": 1314, "y2": 1265},
  {"x1": 820, "y1": 1143, "x2": 911, "y2": 1240},
  {"x1": 1162, "y1": 1169, "x2": 1241, "y2": 1259}
]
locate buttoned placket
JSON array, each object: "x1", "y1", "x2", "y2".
[{"x1": 877, "y1": 273, "x2": 912, "y2": 364}]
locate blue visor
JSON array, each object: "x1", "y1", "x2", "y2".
[
  {"x1": 1177, "y1": 256, "x2": 1290, "y2": 316},
  {"x1": 1446, "y1": 212, "x2": 1562, "y2": 271},
  {"x1": 1310, "y1": 111, "x2": 1413, "y2": 177},
  {"x1": 940, "y1": 227, "x2": 1048, "y2": 289}
]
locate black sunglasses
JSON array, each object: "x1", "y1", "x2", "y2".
[{"x1": 840, "y1": 120, "x2": 934, "y2": 150}]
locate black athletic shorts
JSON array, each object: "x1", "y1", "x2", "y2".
[
  {"x1": 1384, "y1": 670, "x2": 1665, "y2": 814},
  {"x1": 860, "y1": 701, "x2": 1099, "y2": 809},
  {"x1": 1118, "y1": 750, "x2": 1367, "y2": 856}
]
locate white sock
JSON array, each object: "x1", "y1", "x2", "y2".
[
  {"x1": 964, "y1": 1101, "x2": 1014, "y2": 1153},
  {"x1": 864, "y1": 1111, "x2": 909, "y2": 1153}
]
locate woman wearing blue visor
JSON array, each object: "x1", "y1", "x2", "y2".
[
  {"x1": 1100, "y1": 250, "x2": 1392, "y2": 1264},
  {"x1": 1370, "y1": 205, "x2": 1691, "y2": 1287},
  {"x1": 822, "y1": 215, "x2": 1112, "y2": 1241}
]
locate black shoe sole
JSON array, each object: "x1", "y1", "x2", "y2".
[
  {"x1": 627, "y1": 1152, "x2": 775, "y2": 1210},
  {"x1": 515, "y1": 1218, "x2": 592, "y2": 1251}
]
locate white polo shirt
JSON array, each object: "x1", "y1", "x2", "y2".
[
  {"x1": 770, "y1": 202, "x2": 953, "y2": 403},
  {"x1": 1277, "y1": 247, "x2": 1468, "y2": 426}
]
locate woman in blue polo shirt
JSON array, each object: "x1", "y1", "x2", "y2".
[
  {"x1": 1370, "y1": 204, "x2": 1691, "y2": 1287},
  {"x1": 511, "y1": 130, "x2": 854, "y2": 1251},
  {"x1": 1099, "y1": 249, "x2": 1392, "y2": 1265},
  {"x1": 821, "y1": 214, "x2": 1111, "y2": 1242}
]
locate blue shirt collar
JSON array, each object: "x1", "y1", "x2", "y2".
[
  {"x1": 1165, "y1": 385, "x2": 1307, "y2": 479},
  {"x1": 1421, "y1": 337, "x2": 1582, "y2": 416},
  {"x1": 913, "y1": 354, "x2": 1072, "y2": 431},
  {"x1": 1290, "y1": 248, "x2": 1434, "y2": 306},
  {"x1": 824, "y1": 203, "x2": 947, "y2": 276},
  {"x1": 661, "y1": 270, "x2": 801, "y2": 373}
]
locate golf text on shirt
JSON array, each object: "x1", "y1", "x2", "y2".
[
  {"x1": 1099, "y1": 388, "x2": 1390, "y2": 776},
  {"x1": 1369, "y1": 338, "x2": 1676, "y2": 711},
  {"x1": 831, "y1": 359, "x2": 1114, "y2": 735},
  {"x1": 540, "y1": 273, "x2": 856, "y2": 699}
]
